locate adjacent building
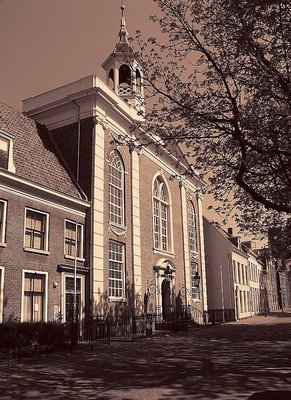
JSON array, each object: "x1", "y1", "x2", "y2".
[
  {"x1": 0, "y1": 102, "x2": 90, "y2": 323},
  {"x1": 203, "y1": 218, "x2": 269, "y2": 321}
]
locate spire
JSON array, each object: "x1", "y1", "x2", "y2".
[{"x1": 115, "y1": 0, "x2": 133, "y2": 53}]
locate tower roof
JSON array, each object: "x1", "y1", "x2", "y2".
[{"x1": 114, "y1": 1, "x2": 134, "y2": 54}]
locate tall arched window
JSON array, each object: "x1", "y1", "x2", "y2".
[
  {"x1": 153, "y1": 177, "x2": 170, "y2": 252},
  {"x1": 188, "y1": 202, "x2": 197, "y2": 255},
  {"x1": 108, "y1": 151, "x2": 124, "y2": 225}
]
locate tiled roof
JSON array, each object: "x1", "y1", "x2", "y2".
[{"x1": 0, "y1": 101, "x2": 81, "y2": 198}]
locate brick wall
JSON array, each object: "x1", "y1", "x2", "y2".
[{"x1": 0, "y1": 189, "x2": 87, "y2": 322}]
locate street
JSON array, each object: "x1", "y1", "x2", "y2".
[{"x1": 1, "y1": 313, "x2": 291, "y2": 400}]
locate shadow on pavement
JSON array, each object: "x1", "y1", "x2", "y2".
[
  {"x1": 247, "y1": 390, "x2": 291, "y2": 399},
  {"x1": 0, "y1": 319, "x2": 291, "y2": 399}
]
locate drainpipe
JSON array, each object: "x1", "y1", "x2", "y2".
[{"x1": 71, "y1": 100, "x2": 81, "y2": 184}]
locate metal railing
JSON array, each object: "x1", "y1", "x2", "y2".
[{"x1": 207, "y1": 309, "x2": 236, "y2": 324}]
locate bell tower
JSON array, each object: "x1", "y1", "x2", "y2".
[{"x1": 102, "y1": 1, "x2": 145, "y2": 114}]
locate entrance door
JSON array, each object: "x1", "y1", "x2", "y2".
[
  {"x1": 65, "y1": 276, "x2": 81, "y2": 323},
  {"x1": 161, "y1": 279, "x2": 172, "y2": 321}
]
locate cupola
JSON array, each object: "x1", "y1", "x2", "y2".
[{"x1": 102, "y1": 1, "x2": 145, "y2": 114}]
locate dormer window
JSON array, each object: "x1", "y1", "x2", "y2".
[{"x1": 0, "y1": 130, "x2": 16, "y2": 173}]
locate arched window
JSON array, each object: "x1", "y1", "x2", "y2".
[
  {"x1": 136, "y1": 68, "x2": 142, "y2": 92},
  {"x1": 108, "y1": 69, "x2": 114, "y2": 89},
  {"x1": 188, "y1": 202, "x2": 197, "y2": 255},
  {"x1": 153, "y1": 177, "x2": 170, "y2": 252},
  {"x1": 108, "y1": 151, "x2": 124, "y2": 225},
  {"x1": 119, "y1": 64, "x2": 131, "y2": 85}
]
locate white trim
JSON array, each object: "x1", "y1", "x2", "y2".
[
  {"x1": 108, "y1": 150, "x2": 125, "y2": 226},
  {"x1": 151, "y1": 174, "x2": 174, "y2": 254},
  {"x1": 24, "y1": 207, "x2": 50, "y2": 252},
  {"x1": 0, "y1": 130, "x2": 16, "y2": 173},
  {"x1": 21, "y1": 269, "x2": 48, "y2": 322},
  {"x1": 0, "y1": 199, "x2": 7, "y2": 245},
  {"x1": 143, "y1": 146, "x2": 203, "y2": 193},
  {"x1": 61, "y1": 272, "x2": 85, "y2": 323},
  {"x1": 0, "y1": 170, "x2": 89, "y2": 212},
  {"x1": 64, "y1": 219, "x2": 84, "y2": 259},
  {"x1": 0, "y1": 266, "x2": 4, "y2": 323},
  {"x1": 108, "y1": 240, "x2": 125, "y2": 300}
]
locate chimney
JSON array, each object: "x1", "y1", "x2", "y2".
[{"x1": 227, "y1": 227, "x2": 233, "y2": 236}]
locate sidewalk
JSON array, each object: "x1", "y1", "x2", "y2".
[
  {"x1": 0, "y1": 313, "x2": 291, "y2": 400},
  {"x1": 228, "y1": 309, "x2": 291, "y2": 325}
]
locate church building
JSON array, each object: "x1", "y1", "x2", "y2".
[{"x1": 12, "y1": 4, "x2": 207, "y2": 323}]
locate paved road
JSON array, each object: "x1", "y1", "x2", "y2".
[{"x1": 1, "y1": 312, "x2": 291, "y2": 400}]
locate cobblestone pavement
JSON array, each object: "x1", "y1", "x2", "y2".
[{"x1": 1, "y1": 312, "x2": 291, "y2": 400}]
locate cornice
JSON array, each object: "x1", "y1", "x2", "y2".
[{"x1": 0, "y1": 170, "x2": 90, "y2": 214}]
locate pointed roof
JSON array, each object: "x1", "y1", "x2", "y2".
[
  {"x1": 114, "y1": 1, "x2": 133, "y2": 54},
  {"x1": 0, "y1": 101, "x2": 82, "y2": 199}
]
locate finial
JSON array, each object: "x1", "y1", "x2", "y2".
[{"x1": 119, "y1": 0, "x2": 129, "y2": 45}]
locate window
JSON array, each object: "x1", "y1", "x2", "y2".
[
  {"x1": 0, "y1": 137, "x2": 9, "y2": 169},
  {"x1": 23, "y1": 271, "x2": 47, "y2": 322},
  {"x1": 188, "y1": 202, "x2": 198, "y2": 255},
  {"x1": 109, "y1": 241, "x2": 124, "y2": 299},
  {"x1": 191, "y1": 262, "x2": 200, "y2": 300},
  {"x1": 0, "y1": 200, "x2": 7, "y2": 244},
  {"x1": 233, "y1": 260, "x2": 237, "y2": 283},
  {"x1": 64, "y1": 220, "x2": 84, "y2": 259},
  {"x1": 108, "y1": 151, "x2": 124, "y2": 226},
  {"x1": 238, "y1": 262, "x2": 241, "y2": 284},
  {"x1": 24, "y1": 208, "x2": 49, "y2": 252},
  {"x1": 0, "y1": 267, "x2": 4, "y2": 323},
  {"x1": 0, "y1": 131, "x2": 15, "y2": 172},
  {"x1": 152, "y1": 177, "x2": 171, "y2": 252}
]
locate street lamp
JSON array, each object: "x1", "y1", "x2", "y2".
[
  {"x1": 163, "y1": 265, "x2": 173, "y2": 281},
  {"x1": 193, "y1": 271, "x2": 201, "y2": 288}
]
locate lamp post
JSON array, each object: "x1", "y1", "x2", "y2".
[{"x1": 163, "y1": 265, "x2": 173, "y2": 281}]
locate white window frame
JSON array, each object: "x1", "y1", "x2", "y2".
[
  {"x1": 188, "y1": 201, "x2": 198, "y2": 256},
  {"x1": 108, "y1": 151, "x2": 125, "y2": 227},
  {"x1": 0, "y1": 129, "x2": 16, "y2": 173},
  {"x1": 21, "y1": 269, "x2": 48, "y2": 322},
  {"x1": 64, "y1": 219, "x2": 84, "y2": 260},
  {"x1": 61, "y1": 272, "x2": 85, "y2": 323},
  {"x1": 24, "y1": 207, "x2": 49, "y2": 254},
  {"x1": 152, "y1": 176, "x2": 172, "y2": 254},
  {"x1": 0, "y1": 199, "x2": 7, "y2": 246},
  {"x1": 191, "y1": 262, "x2": 200, "y2": 301},
  {"x1": 0, "y1": 266, "x2": 4, "y2": 323},
  {"x1": 109, "y1": 241, "x2": 125, "y2": 300}
]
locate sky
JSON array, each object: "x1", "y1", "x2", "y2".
[
  {"x1": 0, "y1": 0, "x2": 159, "y2": 110},
  {"x1": 0, "y1": 0, "x2": 262, "y2": 242}
]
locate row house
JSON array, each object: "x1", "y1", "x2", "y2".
[
  {"x1": 0, "y1": 102, "x2": 89, "y2": 323},
  {"x1": 1, "y1": 6, "x2": 208, "y2": 323},
  {"x1": 203, "y1": 218, "x2": 268, "y2": 321}
]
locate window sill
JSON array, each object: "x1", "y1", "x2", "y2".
[
  {"x1": 153, "y1": 248, "x2": 175, "y2": 258},
  {"x1": 23, "y1": 247, "x2": 49, "y2": 256},
  {"x1": 64, "y1": 255, "x2": 85, "y2": 262},
  {"x1": 108, "y1": 222, "x2": 127, "y2": 236},
  {"x1": 190, "y1": 251, "x2": 199, "y2": 259},
  {"x1": 109, "y1": 298, "x2": 127, "y2": 304},
  {"x1": 0, "y1": 242, "x2": 7, "y2": 248}
]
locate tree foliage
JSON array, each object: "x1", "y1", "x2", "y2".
[{"x1": 136, "y1": 0, "x2": 291, "y2": 234}]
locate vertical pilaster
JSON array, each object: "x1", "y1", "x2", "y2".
[
  {"x1": 180, "y1": 183, "x2": 191, "y2": 301},
  {"x1": 91, "y1": 117, "x2": 105, "y2": 313},
  {"x1": 131, "y1": 149, "x2": 142, "y2": 309},
  {"x1": 197, "y1": 194, "x2": 208, "y2": 311}
]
